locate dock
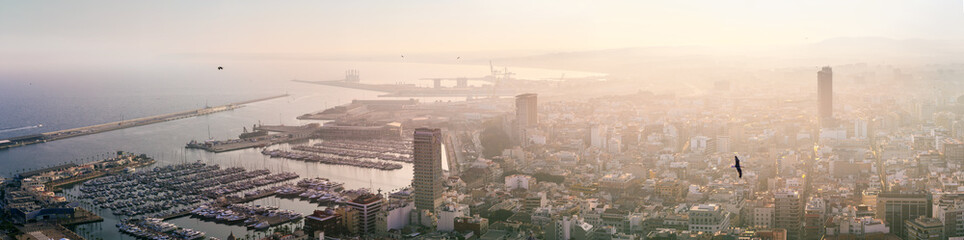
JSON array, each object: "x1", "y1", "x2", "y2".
[
  {"x1": 253, "y1": 124, "x2": 319, "y2": 133},
  {"x1": 58, "y1": 207, "x2": 104, "y2": 227},
  {"x1": 186, "y1": 139, "x2": 272, "y2": 153},
  {"x1": 19, "y1": 222, "x2": 87, "y2": 240},
  {"x1": 46, "y1": 158, "x2": 156, "y2": 192},
  {"x1": 0, "y1": 94, "x2": 289, "y2": 150},
  {"x1": 185, "y1": 123, "x2": 318, "y2": 153}
]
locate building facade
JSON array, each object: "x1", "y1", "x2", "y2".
[
  {"x1": 905, "y1": 216, "x2": 944, "y2": 240},
  {"x1": 346, "y1": 193, "x2": 384, "y2": 236},
  {"x1": 688, "y1": 204, "x2": 731, "y2": 233},
  {"x1": 818, "y1": 66, "x2": 833, "y2": 127},
  {"x1": 515, "y1": 93, "x2": 538, "y2": 146},
  {"x1": 775, "y1": 189, "x2": 803, "y2": 240},
  {"x1": 877, "y1": 192, "x2": 932, "y2": 239},
  {"x1": 413, "y1": 128, "x2": 443, "y2": 213}
]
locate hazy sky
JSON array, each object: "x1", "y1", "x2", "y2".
[{"x1": 2, "y1": 0, "x2": 963, "y2": 61}]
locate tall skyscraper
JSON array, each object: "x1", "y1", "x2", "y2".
[
  {"x1": 775, "y1": 189, "x2": 803, "y2": 240},
  {"x1": 413, "y1": 128, "x2": 443, "y2": 213},
  {"x1": 590, "y1": 124, "x2": 608, "y2": 149},
  {"x1": 877, "y1": 192, "x2": 932, "y2": 239},
  {"x1": 515, "y1": 93, "x2": 538, "y2": 145},
  {"x1": 818, "y1": 66, "x2": 833, "y2": 127},
  {"x1": 516, "y1": 93, "x2": 538, "y2": 127}
]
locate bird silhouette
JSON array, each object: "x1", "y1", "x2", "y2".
[
  {"x1": 400, "y1": 55, "x2": 404, "y2": 58},
  {"x1": 732, "y1": 156, "x2": 743, "y2": 178},
  {"x1": 457, "y1": 56, "x2": 460, "y2": 60},
  {"x1": 218, "y1": 66, "x2": 223, "y2": 70}
]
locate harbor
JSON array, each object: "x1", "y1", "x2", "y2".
[
  {"x1": 0, "y1": 63, "x2": 496, "y2": 240},
  {"x1": 0, "y1": 94, "x2": 289, "y2": 150}
]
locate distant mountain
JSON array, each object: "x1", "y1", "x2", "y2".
[{"x1": 486, "y1": 37, "x2": 964, "y2": 75}]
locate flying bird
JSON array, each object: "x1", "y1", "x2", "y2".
[
  {"x1": 457, "y1": 56, "x2": 460, "y2": 60},
  {"x1": 218, "y1": 66, "x2": 223, "y2": 70},
  {"x1": 732, "y1": 156, "x2": 743, "y2": 178},
  {"x1": 400, "y1": 55, "x2": 404, "y2": 58}
]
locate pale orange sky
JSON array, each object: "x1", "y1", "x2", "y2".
[{"x1": 1, "y1": 0, "x2": 963, "y2": 60}]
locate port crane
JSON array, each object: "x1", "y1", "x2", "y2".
[{"x1": 419, "y1": 61, "x2": 516, "y2": 89}]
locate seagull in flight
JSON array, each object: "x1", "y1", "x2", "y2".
[
  {"x1": 217, "y1": 66, "x2": 223, "y2": 70},
  {"x1": 732, "y1": 156, "x2": 743, "y2": 178}
]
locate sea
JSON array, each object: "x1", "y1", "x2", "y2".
[{"x1": 0, "y1": 58, "x2": 599, "y2": 239}]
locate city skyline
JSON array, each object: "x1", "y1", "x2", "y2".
[{"x1": 2, "y1": 2, "x2": 964, "y2": 240}]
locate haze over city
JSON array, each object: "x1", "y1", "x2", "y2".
[{"x1": 1, "y1": 1, "x2": 964, "y2": 240}]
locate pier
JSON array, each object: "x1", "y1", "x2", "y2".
[
  {"x1": 0, "y1": 94, "x2": 289, "y2": 150},
  {"x1": 185, "y1": 123, "x2": 318, "y2": 153}
]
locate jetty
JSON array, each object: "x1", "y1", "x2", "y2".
[
  {"x1": 0, "y1": 94, "x2": 289, "y2": 150},
  {"x1": 185, "y1": 123, "x2": 319, "y2": 153}
]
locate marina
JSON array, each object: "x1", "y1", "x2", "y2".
[
  {"x1": 261, "y1": 149, "x2": 404, "y2": 170},
  {"x1": 290, "y1": 145, "x2": 410, "y2": 163},
  {"x1": 76, "y1": 162, "x2": 299, "y2": 218},
  {"x1": 117, "y1": 218, "x2": 205, "y2": 240},
  {"x1": 273, "y1": 177, "x2": 350, "y2": 204},
  {"x1": 190, "y1": 203, "x2": 301, "y2": 230}
]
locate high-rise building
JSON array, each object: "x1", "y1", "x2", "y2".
[
  {"x1": 715, "y1": 135, "x2": 731, "y2": 153},
  {"x1": 346, "y1": 193, "x2": 384, "y2": 236},
  {"x1": 515, "y1": 93, "x2": 538, "y2": 127},
  {"x1": 621, "y1": 125, "x2": 640, "y2": 149},
  {"x1": 515, "y1": 93, "x2": 538, "y2": 145},
  {"x1": 775, "y1": 189, "x2": 803, "y2": 240},
  {"x1": 591, "y1": 124, "x2": 608, "y2": 149},
  {"x1": 933, "y1": 194, "x2": 964, "y2": 238},
  {"x1": 854, "y1": 118, "x2": 868, "y2": 140},
  {"x1": 745, "y1": 199, "x2": 774, "y2": 228},
  {"x1": 877, "y1": 192, "x2": 932, "y2": 239},
  {"x1": 413, "y1": 128, "x2": 443, "y2": 213},
  {"x1": 905, "y1": 216, "x2": 944, "y2": 240},
  {"x1": 818, "y1": 67, "x2": 833, "y2": 127},
  {"x1": 940, "y1": 138, "x2": 964, "y2": 166},
  {"x1": 803, "y1": 197, "x2": 826, "y2": 240}
]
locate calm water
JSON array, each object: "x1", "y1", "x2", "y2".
[{"x1": 0, "y1": 59, "x2": 598, "y2": 239}]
